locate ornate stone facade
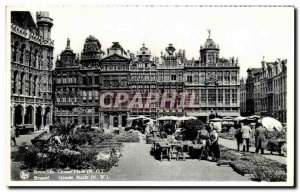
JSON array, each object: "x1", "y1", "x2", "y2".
[
  {"x1": 99, "y1": 42, "x2": 131, "y2": 128},
  {"x1": 157, "y1": 44, "x2": 185, "y2": 117},
  {"x1": 243, "y1": 59, "x2": 287, "y2": 123},
  {"x1": 54, "y1": 32, "x2": 241, "y2": 126},
  {"x1": 130, "y1": 44, "x2": 159, "y2": 119},
  {"x1": 184, "y1": 34, "x2": 240, "y2": 122},
  {"x1": 11, "y1": 11, "x2": 54, "y2": 130}
]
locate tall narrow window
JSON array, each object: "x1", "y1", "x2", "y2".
[
  {"x1": 94, "y1": 90, "x2": 99, "y2": 103},
  {"x1": 218, "y1": 72, "x2": 223, "y2": 84},
  {"x1": 193, "y1": 72, "x2": 199, "y2": 83},
  {"x1": 94, "y1": 76, "x2": 99, "y2": 84},
  {"x1": 225, "y1": 72, "x2": 230, "y2": 84},
  {"x1": 232, "y1": 89, "x2": 237, "y2": 103},
  {"x1": 208, "y1": 89, "x2": 216, "y2": 105},
  {"x1": 83, "y1": 91, "x2": 87, "y2": 103},
  {"x1": 187, "y1": 72, "x2": 192, "y2": 83},
  {"x1": 82, "y1": 77, "x2": 87, "y2": 85},
  {"x1": 232, "y1": 72, "x2": 237, "y2": 84},
  {"x1": 218, "y1": 89, "x2": 223, "y2": 103},
  {"x1": 225, "y1": 89, "x2": 230, "y2": 104},
  {"x1": 20, "y1": 44, "x2": 26, "y2": 64},
  {"x1": 208, "y1": 53, "x2": 214, "y2": 63},
  {"x1": 200, "y1": 72, "x2": 205, "y2": 84},
  {"x1": 201, "y1": 89, "x2": 206, "y2": 104},
  {"x1": 12, "y1": 41, "x2": 19, "y2": 62},
  {"x1": 88, "y1": 90, "x2": 93, "y2": 103},
  {"x1": 88, "y1": 76, "x2": 93, "y2": 84},
  {"x1": 171, "y1": 74, "x2": 176, "y2": 81}
]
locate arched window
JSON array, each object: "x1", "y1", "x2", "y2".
[
  {"x1": 48, "y1": 75, "x2": 52, "y2": 91},
  {"x1": 29, "y1": 47, "x2": 32, "y2": 67},
  {"x1": 12, "y1": 71, "x2": 18, "y2": 94},
  {"x1": 20, "y1": 72, "x2": 25, "y2": 95},
  {"x1": 34, "y1": 49, "x2": 39, "y2": 68},
  {"x1": 82, "y1": 77, "x2": 87, "y2": 85},
  {"x1": 28, "y1": 73, "x2": 32, "y2": 96},
  {"x1": 33, "y1": 76, "x2": 38, "y2": 96},
  {"x1": 12, "y1": 41, "x2": 19, "y2": 62},
  {"x1": 20, "y1": 44, "x2": 26, "y2": 64}
]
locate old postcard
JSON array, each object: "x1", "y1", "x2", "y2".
[{"x1": 6, "y1": 5, "x2": 295, "y2": 187}]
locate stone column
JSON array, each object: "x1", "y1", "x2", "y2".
[
  {"x1": 11, "y1": 105, "x2": 15, "y2": 126},
  {"x1": 206, "y1": 89, "x2": 208, "y2": 108},
  {"x1": 22, "y1": 104, "x2": 25, "y2": 124},
  {"x1": 91, "y1": 109, "x2": 95, "y2": 126},
  {"x1": 118, "y1": 113, "x2": 122, "y2": 128},
  {"x1": 216, "y1": 89, "x2": 218, "y2": 106},
  {"x1": 16, "y1": 73, "x2": 20, "y2": 95},
  {"x1": 109, "y1": 114, "x2": 113, "y2": 128},
  {"x1": 33, "y1": 106, "x2": 37, "y2": 131},
  {"x1": 223, "y1": 89, "x2": 225, "y2": 105},
  {"x1": 50, "y1": 107, "x2": 53, "y2": 125},
  {"x1": 41, "y1": 107, "x2": 45, "y2": 130},
  {"x1": 230, "y1": 89, "x2": 232, "y2": 107}
]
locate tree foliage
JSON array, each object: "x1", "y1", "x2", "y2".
[{"x1": 182, "y1": 119, "x2": 205, "y2": 141}]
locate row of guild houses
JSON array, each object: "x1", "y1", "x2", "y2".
[
  {"x1": 54, "y1": 32, "x2": 241, "y2": 128},
  {"x1": 240, "y1": 58, "x2": 287, "y2": 123},
  {"x1": 10, "y1": 11, "x2": 241, "y2": 130}
]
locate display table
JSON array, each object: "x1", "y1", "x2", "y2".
[
  {"x1": 189, "y1": 144, "x2": 205, "y2": 160},
  {"x1": 156, "y1": 142, "x2": 171, "y2": 161}
]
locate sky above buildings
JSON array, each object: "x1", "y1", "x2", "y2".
[{"x1": 26, "y1": 6, "x2": 294, "y2": 78}]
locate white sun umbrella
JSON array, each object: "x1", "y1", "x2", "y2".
[
  {"x1": 262, "y1": 117, "x2": 283, "y2": 132},
  {"x1": 210, "y1": 118, "x2": 223, "y2": 122},
  {"x1": 188, "y1": 116, "x2": 197, "y2": 120},
  {"x1": 249, "y1": 115, "x2": 261, "y2": 119},
  {"x1": 136, "y1": 115, "x2": 151, "y2": 120},
  {"x1": 233, "y1": 116, "x2": 247, "y2": 121},
  {"x1": 157, "y1": 116, "x2": 170, "y2": 121},
  {"x1": 178, "y1": 116, "x2": 189, "y2": 121},
  {"x1": 223, "y1": 116, "x2": 233, "y2": 120},
  {"x1": 169, "y1": 116, "x2": 180, "y2": 121}
]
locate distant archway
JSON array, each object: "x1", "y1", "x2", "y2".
[
  {"x1": 35, "y1": 106, "x2": 42, "y2": 129},
  {"x1": 14, "y1": 105, "x2": 23, "y2": 125},
  {"x1": 113, "y1": 116, "x2": 118, "y2": 127},
  {"x1": 24, "y1": 105, "x2": 33, "y2": 124},
  {"x1": 43, "y1": 107, "x2": 51, "y2": 126}
]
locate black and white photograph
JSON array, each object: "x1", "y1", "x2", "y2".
[{"x1": 6, "y1": 5, "x2": 295, "y2": 187}]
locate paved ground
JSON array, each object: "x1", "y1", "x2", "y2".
[
  {"x1": 11, "y1": 132, "x2": 256, "y2": 181},
  {"x1": 10, "y1": 131, "x2": 44, "y2": 152},
  {"x1": 106, "y1": 135, "x2": 250, "y2": 181},
  {"x1": 218, "y1": 138, "x2": 287, "y2": 165}
]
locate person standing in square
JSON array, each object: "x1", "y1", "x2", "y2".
[
  {"x1": 11, "y1": 126, "x2": 17, "y2": 146},
  {"x1": 241, "y1": 122, "x2": 251, "y2": 152}
]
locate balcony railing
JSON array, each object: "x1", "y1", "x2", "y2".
[{"x1": 55, "y1": 111, "x2": 79, "y2": 116}]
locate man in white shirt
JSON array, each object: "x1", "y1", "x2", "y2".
[{"x1": 241, "y1": 122, "x2": 251, "y2": 152}]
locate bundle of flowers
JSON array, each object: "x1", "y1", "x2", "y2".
[
  {"x1": 219, "y1": 149, "x2": 243, "y2": 161},
  {"x1": 113, "y1": 132, "x2": 139, "y2": 143},
  {"x1": 218, "y1": 145, "x2": 287, "y2": 181},
  {"x1": 230, "y1": 160, "x2": 256, "y2": 175},
  {"x1": 252, "y1": 165, "x2": 287, "y2": 182}
]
